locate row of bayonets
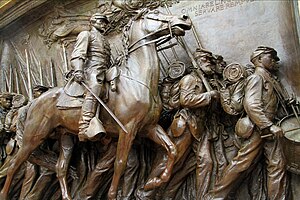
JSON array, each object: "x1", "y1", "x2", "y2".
[{"x1": 1, "y1": 41, "x2": 68, "y2": 101}]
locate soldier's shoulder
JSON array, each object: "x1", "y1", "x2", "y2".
[
  {"x1": 77, "y1": 31, "x2": 90, "y2": 38},
  {"x1": 182, "y1": 72, "x2": 201, "y2": 82},
  {"x1": 245, "y1": 72, "x2": 263, "y2": 85}
]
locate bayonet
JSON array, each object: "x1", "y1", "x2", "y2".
[
  {"x1": 3, "y1": 68, "x2": 9, "y2": 92},
  {"x1": 50, "y1": 59, "x2": 57, "y2": 87},
  {"x1": 15, "y1": 67, "x2": 20, "y2": 94},
  {"x1": 25, "y1": 49, "x2": 33, "y2": 101},
  {"x1": 17, "y1": 61, "x2": 29, "y2": 95},
  {"x1": 9, "y1": 64, "x2": 13, "y2": 93},
  {"x1": 62, "y1": 44, "x2": 68, "y2": 73}
]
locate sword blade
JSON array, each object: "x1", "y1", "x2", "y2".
[{"x1": 81, "y1": 82, "x2": 128, "y2": 134}]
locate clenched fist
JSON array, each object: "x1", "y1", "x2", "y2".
[{"x1": 74, "y1": 70, "x2": 84, "y2": 83}]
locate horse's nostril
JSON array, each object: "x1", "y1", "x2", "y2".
[{"x1": 182, "y1": 15, "x2": 188, "y2": 20}]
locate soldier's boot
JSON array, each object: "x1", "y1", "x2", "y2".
[{"x1": 78, "y1": 95, "x2": 106, "y2": 142}]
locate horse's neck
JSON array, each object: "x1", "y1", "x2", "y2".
[{"x1": 125, "y1": 22, "x2": 160, "y2": 94}]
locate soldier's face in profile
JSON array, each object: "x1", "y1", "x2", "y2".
[
  {"x1": 197, "y1": 56, "x2": 216, "y2": 75},
  {"x1": 0, "y1": 97, "x2": 12, "y2": 110},
  {"x1": 93, "y1": 19, "x2": 108, "y2": 33},
  {"x1": 33, "y1": 91, "x2": 42, "y2": 99},
  {"x1": 260, "y1": 53, "x2": 278, "y2": 72}
]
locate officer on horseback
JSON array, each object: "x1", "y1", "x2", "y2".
[{"x1": 71, "y1": 13, "x2": 111, "y2": 142}]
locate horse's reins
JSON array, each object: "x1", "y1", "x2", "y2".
[
  {"x1": 127, "y1": 13, "x2": 173, "y2": 54},
  {"x1": 119, "y1": 10, "x2": 175, "y2": 103}
]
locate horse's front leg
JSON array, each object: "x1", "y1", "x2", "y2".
[
  {"x1": 144, "y1": 124, "x2": 177, "y2": 191},
  {"x1": 108, "y1": 125, "x2": 136, "y2": 200},
  {"x1": 56, "y1": 134, "x2": 74, "y2": 200}
]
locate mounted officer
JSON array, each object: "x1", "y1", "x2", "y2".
[{"x1": 70, "y1": 13, "x2": 111, "y2": 141}]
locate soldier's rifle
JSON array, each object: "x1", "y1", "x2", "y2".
[
  {"x1": 38, "y1": 64, "x2": 44, "y2": 86},
  {"x1": 29, "y1": 47, "x2": 44, "y2": 86},
  {"x1": 16, "y1": 61, "x2": 29, "y2": 95},
  {"x1": 25, "y1": 49, "x2": 33, "y2": 101},
  {"x1": 9, "y1": 64, "x2": 13, "y2": 93},
  {"x1": 177, "y1": 36, "x2": 212, "y2": 92},
  {"x1": 62, "y1": 44, "x2": 69, "y2": 73},
  {"x1": 2, "y1": 68, "x2": 9, "y2": 92},
  {"x1": 50, "y1": 59, "x2": 57, "y2": 87},
  {"x1": 157, "y1": 42, "x2": 177, "y2": 52},
  {"x1": 14, "y1": 66, "x2": 20, "y2": 94},
  {"x1": 164, "y1": 4, "x2": 212, "y2": 92}
]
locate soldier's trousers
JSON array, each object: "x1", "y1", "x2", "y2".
[{"x1": 207, "y1": 130, "x2": 287, "y2": 200}]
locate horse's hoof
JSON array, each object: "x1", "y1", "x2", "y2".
[
  {"x1": 144, "y1": 177, "x2": 162, "y2": 191},
  {"x1": 108, "y1": 189, "x2": 117, "y2": 200},
  {"x1": 62, "y1": 195, "x2": 72, "y2": 200}
]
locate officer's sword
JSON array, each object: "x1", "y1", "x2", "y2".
[{"x1": 81, "y1": 82, "x2": 128, "y2": 134}]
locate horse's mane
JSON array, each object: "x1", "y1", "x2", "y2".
[{"x1": 122, "y1": 8, "x2": 149, "y2": 59}]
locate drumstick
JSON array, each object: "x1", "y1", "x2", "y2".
[{"x1": 261, "y1": 134, "x2": 273, "y2": 139}]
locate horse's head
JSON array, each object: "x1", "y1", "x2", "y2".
[
  {"x1": 142, "y1": 9, "x2": 191, "y2": 37},
  {"x1": 124, "y1": 9, "x2": 191, "y2": 54}
]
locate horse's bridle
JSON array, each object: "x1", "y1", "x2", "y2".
[{"x1": 127, "y1": 10, "x2": 174, "y2": 54}]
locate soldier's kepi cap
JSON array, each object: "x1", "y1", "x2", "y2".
[
  {"x1": 90, "y1": 13, "x2": 109, "y2": 24},
  {"x1": 250, "y1": 46, "x2": 280, "y2": 63},
  {"x1": 193, "y1": 48, "x2": 213, "y2": 59},
  {"x1": 0, "y1": 92, "x2": 13, "y2": 100},
  {"x1": 33, "y1": 85, "x2": 50, "y2": 93}
]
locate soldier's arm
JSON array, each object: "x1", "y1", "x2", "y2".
[
  {"x1": 243, "y1": 75, "x2": 273, "y2": 129},
  {"x1": 71, "y1": 31, "x2": 90, "y2": 70},
  {"x1": 179, "y1": 74, "x2": 214, "y2": 109},
  {"x1": 70, "y1": 31, "x2": 90, "y2": 82}
]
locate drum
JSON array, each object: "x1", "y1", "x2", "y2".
[{"x1": 279, "y1": 114, "x2": 300, "y2": 175}]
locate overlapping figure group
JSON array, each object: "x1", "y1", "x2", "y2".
[{"x1": 0, "y1": 12, "x2": 297, "y2": 200}]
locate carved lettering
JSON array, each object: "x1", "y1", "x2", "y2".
[{"x1": 181, "y1": 0, "x2": 255, "y2": 16}]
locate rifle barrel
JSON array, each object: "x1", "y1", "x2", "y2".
[{"x1": 25, "y1": 49, "x2": 33, "y2": 101}]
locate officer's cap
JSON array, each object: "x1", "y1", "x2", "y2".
[{"x1": 90, "y1": 13, "x2": 109, "y2": 24}]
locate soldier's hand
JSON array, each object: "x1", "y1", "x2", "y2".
[
  {"x1": 270, "y1": 124, "x2": 284, "y2": 139},
  {"x1": 74, "y1": 70, "x2": 84, "y2": 83},
  {"x1": 209, "y1": 79, "x2": 219, "y2": 88},
  {"x1": 210, "y1": 90, "x2": 220, "y2": 99}
]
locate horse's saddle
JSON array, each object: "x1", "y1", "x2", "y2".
[{"x1": 56, "y1": 87, "x2": 84, "y2": 109}]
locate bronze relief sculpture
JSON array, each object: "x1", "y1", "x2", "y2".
[{"x1": 0, "y1": 1, "x2": 300, "y2": 200}]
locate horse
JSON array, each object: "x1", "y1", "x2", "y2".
[{"x1": 0, "y1": 9, "x2": 191, "y2": 200}]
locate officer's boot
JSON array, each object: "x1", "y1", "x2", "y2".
[
  {"x1": 78, "y1": 95, "x2": 96, "y2": 141},
  {"x1": 78, "y1": 94, "x2": 105, "y2": 141}
]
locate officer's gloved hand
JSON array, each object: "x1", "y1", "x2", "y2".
[
  {"x1": 74, "y1": 70, "x2": 84, "y2": 83},
  {"x1": 270, "y1": 124, "x2": 284, "y2": 139}
]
